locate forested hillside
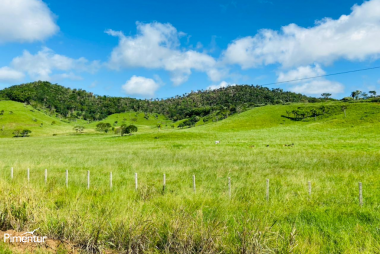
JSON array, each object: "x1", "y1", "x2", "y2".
[{"x1": 0, "y1": 81, "x2": 313, "y2": 121}]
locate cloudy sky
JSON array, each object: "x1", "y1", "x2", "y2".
[{"x1": 0, "y1": 0, "x2": 379, "y2": 98}]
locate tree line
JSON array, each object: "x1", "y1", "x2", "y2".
[{"x1": 0, "y1": 81, "x2": 313, "y2": 122}]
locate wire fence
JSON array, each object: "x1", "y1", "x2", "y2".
[{"x1": 3, "y1": 167, "x2": 378, "y2": 206}]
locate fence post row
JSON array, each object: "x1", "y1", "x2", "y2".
[{"x1": 7, "y1": 168, "x2": 366, "y2": 207}]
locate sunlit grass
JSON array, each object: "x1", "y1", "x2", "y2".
[{"x1": 0, "y1": 101, "x2": 380, "y2": 253}]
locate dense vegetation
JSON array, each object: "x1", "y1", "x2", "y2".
[{"x1": 0, "y1": 81, "x2": 312, "y2": 122}]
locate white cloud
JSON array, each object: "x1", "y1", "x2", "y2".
[
  {"x1": 122, "y1": 75, "x2": 159, "y2": 97},
  {"x1": 0, "y1": 0, "x2": 59, "y2": 43},
  {"x1": 289, "y1": 80, "x2": 344, "y2": 95},
  {"x1": 223, "y1": 0, "x2": 380, "y2": 68},
  {"x1": 278, "y1": 65, "x2": 344, "y2": 95},
  {"x1": 106, "y1": 22, "x2": 225, "y2": 85},
  {"x1": 11, "y1": 47, "x2": 100, "y2": 81},
  {"x1": 0, "y1": 67, "x2": 25, "y2": 83},
  {"x1": 277, "y1": 64, "x2": 325, "y2": 83},
  {"x1": 207, "y1": 81, "x2": 236, "y2": 90}
]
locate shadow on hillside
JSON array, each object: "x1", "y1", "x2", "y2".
[{"x1": 281, "y1": 115, "x2": 304, "y2": 121}]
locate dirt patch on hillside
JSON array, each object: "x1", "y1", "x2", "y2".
[{"x1": 0, "y1": 230, "x2": 79, "y2": 253}]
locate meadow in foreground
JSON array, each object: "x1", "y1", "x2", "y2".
[{"x1": 0, "y1": 102, "x2": 380, "y2": 253}]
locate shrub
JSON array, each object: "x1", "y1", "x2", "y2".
[{"x1": 342, "y1": 97, "x2": 354, "y2": 102}]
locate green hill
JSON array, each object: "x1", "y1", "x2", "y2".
[
  {"x1": 0, "y1": 100, "x2": 72, "y2": 138},
  {"x1": 0, "y1": 100, "x2": 173, "y2": 138}
]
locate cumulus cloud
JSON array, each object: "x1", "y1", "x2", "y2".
[
  {"x1": 106, "y1": 22, "x2": 224, "y2": 85},
  {"x1": 11, "y1": 47, "x2": 100, "y2": 81},
  {"x1": 289, "y1": 80, "x2": 344, "y2": 95},
  {"x1": 0, "y1": 0, "x2": 59, "y2": 43},
  {"x1": 122, "y1": 75, "x2": 160, "y2": 97},
  {"x1": 223, "y1": 0, "x2": 380, "y2": 68},
  {"x1": 277, "y1": 65, "x2": 344, "y2": 95},
  {"x1": 0, "y1": 67, "x2": 25, "y2": 83},
  {"x1": 207, "y1": 81, "x2": 236, "y2": 90}
]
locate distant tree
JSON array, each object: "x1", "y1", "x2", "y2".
[
  {"x1": 120, "y1": 124, "x2": 138, "y2": 136},
  {"x1": 321, "y1": 93, "x2": 332, "y2": 99},
  {"x1": 178, "y1": 122, "x2": 185, "y2": 129},
  {"x1": 157, "y1": 123, "x2": 162, "y2": 131},
  {"x1": 73, "y1": 126, "x2": 85, "y2": 133},
  {"x1": 361, "y1": 92, "x2": 369, "y2": 99},
  {"x1": 22, "y1": 129, "x2": 31, "y2": 137},
  {"x1": 351, "y1": 90, "x2": 362, "y2": 100},
  {"x1": 9, "y1": 111, "x2": 13, "y2": 114},
  {"x1": 369, "y1": 91, "x2": 377, "y2": 97},
  {"x1": 0, "y1": 110, "x2": 4, "y2": 115},
  {"x1": 342, "y1": 97, "x2": 353, "y2": 102},
  {"x1": 126, "y1": 124, "x2": 138, "y2": 134},
  {"x1": 310, "y1": 109, "x2": 318, "y2": 121},
  {"x1": 96, "y1": 122, "x2": 111, "y2": 133},
  {"x1": 51, "y1": 121, "x2": 56, "y2": 125},
  {"x1": 12, "y1": 129, "x2": 22, "y2": 137}
]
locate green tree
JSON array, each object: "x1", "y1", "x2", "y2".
[
  {"x1": 369, "y1": 91, "x2": 377, "y2": 97},
  {"x1": 12, "y1": 129, "x2": 22, "y2": 137},
  {"x1": 321, "y1": 93, "x2": 332, "y2": 99},
  {"x1": 96, "y1": 123, "x2": 111, "y2": 133},
  {"x1": 73, "y1": 126, "x2": 85, "y2": 133},
  {"x1": 22, "y1": 129, "x2": 31, "y2": 137},
  {"x1": 351, "y1": 90, "x2": 362, "y2": 100}
]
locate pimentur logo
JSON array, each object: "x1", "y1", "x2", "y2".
[{"x1": 4, "y1": 228, "x2": 47, "y2": 243}]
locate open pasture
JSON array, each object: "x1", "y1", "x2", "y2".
[{"x1": 0, "y1": 102, "x2": 380, "y2": 253}]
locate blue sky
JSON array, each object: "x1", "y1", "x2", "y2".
[{"x1": 0, "y1": 0, "x2": 379, "y2": 99}]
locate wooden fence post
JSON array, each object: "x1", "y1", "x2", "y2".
[
  {"x1": 66, "y1": 170, "x2": 68, "y2": 188},
  {"x1": 87, "y1": 171, "x2": 90, "y2": 189},
  {"x1": 193, "y1": 175, "x2": 196, "y2": 193},
  {"x1": 163, "y1": 174, "x2": 166, "y2": 193},
  {"x1": 228, "y1": 177, "x2": 231, "y2": 198},
  {"x1": 308, "y1": 181, "x2": 311, "y2": 196},
  {"x1": 266, "y1": 179, "x2": 269, "y2": 201},
  {"x1": 110, "y1": 172, "x2": 113, "y2": 190},
  {"x1": 27, "y1": 168, "x2": 30, "y2": 182},
  {"x1": 135, "y1": 173, "x2": 138, "y2": 190},
  {"x1": 359, "y1": 182, "x2": 363, "y2": 207}
]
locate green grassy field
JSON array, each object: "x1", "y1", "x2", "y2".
[{"x1": 0, "y1": 101, "x2": 380, "y2": 253}]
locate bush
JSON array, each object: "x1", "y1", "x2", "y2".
[
  {"x1": 274, "y1": 99, "x2": 283, "y2": 104},
  {"x1": 342, "y1": 97, "x2": 354, "y2": 102}
]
